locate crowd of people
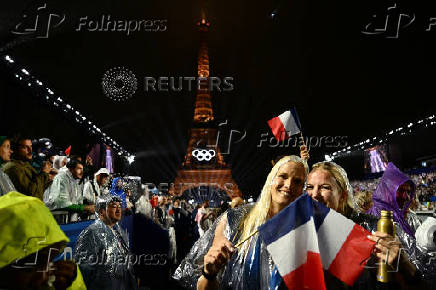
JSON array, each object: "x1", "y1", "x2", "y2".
[
  {"x1": 351, "y1": 170, "x2": 436, "y2": 212},
  {"x1": 1, "y1": 136, "x2": 436, "y2": 289},
  {"x1": 0, "y1": 135, "x2": 239, "y2": 289}
]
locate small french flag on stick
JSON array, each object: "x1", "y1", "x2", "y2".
[
  {"x1": 65, "y1": 145, "x2": 72, "y2": 156},
  {"x1": 258, "y1": 194, "x2": 375, "y2": 290},
  {"x1": 268, "y1": 108, "x2": 302, "y2": 141}
]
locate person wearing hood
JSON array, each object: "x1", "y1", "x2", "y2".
[
  {"x1": 0, "y1": 136, "x2": 16, "y2": 196},
  {"x1": 306, "y1": 161, "x2": 425, "y2": 289},
  {"x1": 110, "y1": 177, "x2": 127, "y2": 209},
  {"x1": 0, "y1": 191, "x2": 86, "y2": 290},
  {"x1": 83, "y1": 168, "x2": 110, "y2": 205},
  {"x1": 367, "y1": 162, "x2": 421, "y2": 237},
  {"x1": 81, "y1": 168, "x2": 110, "y2": 220},
  {"x1": 53, "y1": 155, "x2": 68, "y2": 173},
  {"x1": 301, "y1": 148, "x2": 436, "y2": 287},
  {"x1": 74, "y1": 195, "x2": 137, "y2": 290}
]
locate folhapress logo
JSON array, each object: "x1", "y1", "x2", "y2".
[
  {"x1": 12, "y1": 4, "x2": 167, "y2": 39},
  {"x1": 76, "y1": 16, "x2": 167, "y2": 35},
  {"x1": 362, "y1": 3, "x2": 436, "y2": 38},
  {"x1": 12, "y1": 3, "x2": 65, "y2": 39},
  {"x1": 362, "y1": 4, "x2": 415, "y2": 39}
]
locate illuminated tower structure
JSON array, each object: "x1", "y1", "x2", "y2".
[{"x1": 170, "y1": 18, "x2": 242, "y2": 203}]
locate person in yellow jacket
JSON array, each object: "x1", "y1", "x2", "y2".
[{"x1": 0, "y1": 191, "x2": 86, "y2": 290}]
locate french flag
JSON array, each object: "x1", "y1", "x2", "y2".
[
  {"x1": 258, "y1": 194, "x2": 375, "y2": 290},
  {"x1": 267, "y1": 108, "x2": 301, "y2": 141}
]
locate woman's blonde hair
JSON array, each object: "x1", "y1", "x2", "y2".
[
  {"x1": 310, "y1": 161, "x2": 355, "y2": 216},
  {"x1": 236, "y1": 155, "x2": 308, "y2": 254},
  {"x1": 354, "y1": 191, "x2": 373, "y2": 212}
]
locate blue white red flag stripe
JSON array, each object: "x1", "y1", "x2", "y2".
[
  {"x1": 259, "y1": 193, "x2": 313, "y2": 245},
  {"x1": 267, "y1": 108, "x2": 302, "y2": 141},
  {"x1": 317, "y1": 209, "x2": 355, "y2": 269},
  {"x1": 258, "y1": 194, "x2": 374, "y2": 289}
]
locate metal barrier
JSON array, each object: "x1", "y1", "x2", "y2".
[{"x1": 51, "y1": 210, "x2": 69, "y2": 224}]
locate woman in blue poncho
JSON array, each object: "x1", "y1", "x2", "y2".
[{"x1": 110, "y1": 177, "x2": 127, "y2": 209}]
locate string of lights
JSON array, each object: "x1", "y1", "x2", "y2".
[
  {"x1": 325, "y1": 113, "x2": 436, "y2": 161},
  {"x1": 1, "y1": 54, "x2": 135, "y2": 162}
]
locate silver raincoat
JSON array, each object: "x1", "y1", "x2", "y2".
[
  {"x1": 406, "y1": 210, "x2": 423, "y2": 233},
  {"x1": 83, "y1": 179, "x2": 102, "y2": 204},
  {"x1": 174, "y1": 204, "x2": 278, "y2": 289},
  {"x1": 174, "y1": 207, "x2": 436, "y2": 289},
  {"x1": 74, "y1": 219, "x2": 137, "y2": 290},
  {"x1": 174, "y1": 156, "x2": 308, "y2": 289},
  {"x1": 44, "y1": 170, "x2": 82, "y2": 210},
  {"x1": 0, "y1": 168, "x2": 15, "y2": 196}
]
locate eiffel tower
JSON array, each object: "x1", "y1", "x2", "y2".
[{"x1": 170, "y1": 18, "x2": 242, "y2": 204}]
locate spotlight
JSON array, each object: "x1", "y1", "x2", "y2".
[
  {"x1": 127, "y1": 155, "x2": 135, "y2": 164},
  {"x1": 5, "y1": 55, "x2": 14, "y2": 63}
]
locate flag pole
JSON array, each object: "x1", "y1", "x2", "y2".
[
  {"x1": 234, "y1": 229, "x2": 259, "y2": 248},
  {"x1": 299, "y1": 131, "x2": 306, "y2": 148}
]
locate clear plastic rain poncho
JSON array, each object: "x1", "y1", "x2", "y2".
[
  {"x1": 174, "y1": 157, "x2": 436, "y2": 289},
  {"x1": 73, "y1": 195, "x2": 137, "y2": 290},
  {"x1": 0, "y1": 168, "x2": 15, "y2": 196},
  {"x1": 367, "y1": 162, "x2": 417, "y2": 237},
  {"x1": 44, "y1": 170, "x2": 83, "y2": 210},
  {"x1": 313, "y1": 161, "x2": 436, "y2": 288},
  {"x1": 135, "y1": 187, "x2": 153, "y2": 219},
  {"x1": 173, "y1": 156, "x2": 308, "y2": 289}
]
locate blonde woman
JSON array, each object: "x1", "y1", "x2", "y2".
[
  {"x1": 305, "y1": 161, "x2": 433, "y2": 288},
  {"x1": 173, "y1": 155, "x2": 308, "y2": 289}
]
